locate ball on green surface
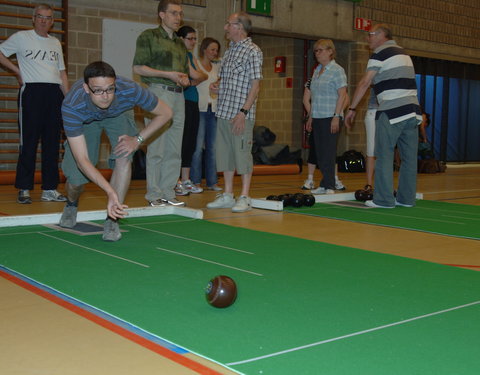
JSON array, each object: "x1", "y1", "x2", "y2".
[{"x1": 205, "y1": 275, "x2": 237, "y2": 308}]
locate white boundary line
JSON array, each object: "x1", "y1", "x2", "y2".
[
  {"x1": 226, "y1": 299, "x2": 480, "y2": 366},
  {"x1": 156, "y1": 247, "x2": 263, "y2": 277},
  {"x1": 0, "y1": 206, "x2": 203, "y2": 228},
  {"x1": 39, "y1": 232, "x2": 150, "y2": 268},
  {"x1": 130, "y1": 225, "x2": 254, "y2": 255}
]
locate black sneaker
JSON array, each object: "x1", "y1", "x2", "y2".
[{"x1": 17, "y1": 190, "x2": 32, "y2": 204}]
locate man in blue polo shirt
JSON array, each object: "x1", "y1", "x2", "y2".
[
  {"x1": 60, "y1": 61, "x2": 172, "y2": 241},
  {"x1": 345, "y1": 23, "x2": 422, "y2": 208}
]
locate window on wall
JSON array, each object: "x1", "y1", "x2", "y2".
[{"x1": 413, "y1": 57, "x2": 480, "y2": 163}]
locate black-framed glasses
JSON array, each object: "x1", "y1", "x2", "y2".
[
  {"x1": 184, "y1": 37, "x2": 197, "y2": 41},
  {"x1": 88, "y1": 85, "x2": 116, "y2": 96}
]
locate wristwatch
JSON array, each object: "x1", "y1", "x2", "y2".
[
  {"x1": 136, "y1": 134, "x2": 144, "y2": 145},
  {"x1": 333, "y1": 113, "x2": 342, "y2": 118},
  {"x1": 240, "y1": 108, "x2": 249, "y2": 116}
]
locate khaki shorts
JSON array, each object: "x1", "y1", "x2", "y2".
[
  {"x1": 215, "y1": 118, "x2": 254, "y2": 175},
  {"x1": 62, "y1": 111, "x2": 138, "y2": 185}
]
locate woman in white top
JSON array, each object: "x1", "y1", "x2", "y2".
[{"x1": 190, "y1": 37, "x2": 222, "y2": 191}]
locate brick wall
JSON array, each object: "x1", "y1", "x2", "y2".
[
  {"x1": 356, "y1": 0, "x2": 480, "y2": 50},
  {"x1": 254, "y1": 36, "x2": 304, "y2": 149}
]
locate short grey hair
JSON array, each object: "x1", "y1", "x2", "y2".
[
  {"x1": 33, "y1": 3, "x2": 54, "y2": 16},
  {"x1": 375, "y1": 23, "x2": 393, "y2": 40},
  {"x1": 235, "y1": 11, "x2": 252, "y2": 35}
]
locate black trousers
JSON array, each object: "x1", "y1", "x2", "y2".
[
  {"x1": 180, "y1": 99, "x2": 200, "y2": 168},
  {"x1": 312, "y1": 117, "x2": 338, "y2": 190},
  {"x1": 15, "y1": 83, "x2": 64, "y2": 190}
]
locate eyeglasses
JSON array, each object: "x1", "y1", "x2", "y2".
[
  {"x1": 88, "y1": 85, "x2": 116, "y2": 96},
  {"x1": 184, "y1": 37, "x2": 197, "y2": 41},
  {"x1": 367, "y1": 31, "x2": 380, "y2": 36},
  {"x1": 314, "y1": 48, "x2": 329, "y2": 53},
  {"x1": 225, "y1": 21, "x2": 240, "y2": 27},
  {"x1": 35, "y1": 14, "x2": 53, "y2": 21},
  {"x1": 166, "y1": 10, "x2": 184, "y2": 17}
]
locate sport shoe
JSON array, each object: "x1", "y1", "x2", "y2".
[
  {"x1": 395, "y1": 200, "x2": 414, "y2": 208},
  {"x1": 161, "y1": 198, "x2": 186, "y2": 207},
  {"x1": 232, "y1": 195, "x2": 252, "y2": 213},
  {"x1": 301, "y1": 179, "x2": 315, "y2": 190},
  {"x1": 175, "y1": 181, "x2": 190, "y2": 196},
  {"x1": 206, "y1": 185, "x2": 222, "y2": 192},
  {"x1": 335, "y1": 176, "x2": 346, "y2": 191},
  {"x1": 102, "y1": 219, "x2": 121, "y2": 242},
  {"x1": 148, "y1": 199, "x2": 167, "y2": 207},
  {"x1": 365, "y1": 200, "x2": 394, "y2": 209},
  {"x1": 17, "y1": 189, "x2": 32, "y2": 204},
  {"x1": 311, "y1": 187, "x2": 335, "y2": 195},
  {"x1": 206, "y1": 193, "x2": 235, "y2": 209},
  {"x1": 184, "y1": 180, "x2": 203, "y2": 194},
  {"x1": 59, "y1": 205, "x2": 78, "y2": 228},
  {"x1": 41, "y1": 189, "x2": 67, "y2": 202}
]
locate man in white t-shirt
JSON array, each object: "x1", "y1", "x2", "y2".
[{"x1": 0, "y1": 3, "x2": 69, "y2": 204}]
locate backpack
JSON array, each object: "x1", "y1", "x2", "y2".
[{"x1": 337, "y1": 150, "x2": 366, "y2": 173}]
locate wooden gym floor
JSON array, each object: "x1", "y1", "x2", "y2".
[{"x1": 1, "y1": 165, "x2": 479, "y2": 375}]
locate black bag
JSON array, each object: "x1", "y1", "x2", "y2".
[
  {"x1": 337, "y1": 150, "x2": 365, "y2": 173},
  {"x1": 255, "y1": 144, "x2": 290, "y2": 165},
  {"x1": 253, "y1": 126, "x2": 276, "y2": 147},
  {"x1": 132, "y1": 149, "x2": 146, "y2": 180}
]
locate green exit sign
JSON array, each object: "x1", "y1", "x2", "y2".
[{"x1": 246, "y1": 0, "x2": 271, "y2": 15}]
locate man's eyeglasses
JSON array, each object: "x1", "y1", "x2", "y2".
[
  {"x1": 367, "y1": 31, "x2": 380, "y2": 36},
  {"x1": 225, "y1": 21, "x2": 240, "y2": 27},
  {"x1": 88, "y1": 85, "x2": 116, "y2": 96},
  {"x1": 166, "y1": 10, "x2": 184, "y2": 17},
  {"x1": 35, "y1": 14, "x2": 53, "y2": 21},
  {"x1": 184, "y1": 37, "x2": 197, "y2": 41},
  {"x1": 314, "y1": 48, "x2": 329, "y2": 53}
]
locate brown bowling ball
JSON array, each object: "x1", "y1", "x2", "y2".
[{"x1": 205, "y1": 275, "x2": 237, "y2": 308}]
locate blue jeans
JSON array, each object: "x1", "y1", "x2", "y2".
[
  {"x1": 373, "y1": 112, "x2": 419, "y2": 207},
  {"x1": 190, "y1": 107, "x2": 218, "y2": 187}
]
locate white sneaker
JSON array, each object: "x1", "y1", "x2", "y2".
[
  {"x1": 311, "y1": 187, "x2": 335, "y2": 195},
  {"x1": 301, "y1": 179, "x2": 315, "y2": 190},
  {"x1": 183, "y1": 180, "x2": 203, "y2": 194},
  {"x1": 365, "y1": 200, "x2": 394, "y2": 208},
  {"x1": 395, "y1": 200, "x2": 414, "y2": 207},
  {"x1": 206, "y1": 185, "x2": 223, "y2": 192},
  {"x1": 335, "y1": 176, "x2": 346, "y2": 191},
  {"x1": 206, "y1": 193, "x2": 235, "y2": 209},
  {"x1": 174, "y1": 181, "x2": 190, "y2": 196},
  {"x1": 232, "y1": 195, "x2": 252, "y2": 213},
  {"x1": 41, "y1": 189, "x2": 67, "y2": 202}
]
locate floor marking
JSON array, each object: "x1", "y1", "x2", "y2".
[
  {"x1": 131, "y1": 225, "x2": 254, "y2": 255},
  {"x1": 307, "y1": 205, "x2": 466, "y2": 225},
  {"x1": 39, "y1": 232, "x2": 150, "y2": 268},
  {"x1": 226, "y1": 300, "x2": 480, "y2": 366},
  {"x1": 0, "y1": 229, "x2": 57, "y2": 236},
  {"x1": 156, "y1": 247, "x2": 263, "y2": 277}
]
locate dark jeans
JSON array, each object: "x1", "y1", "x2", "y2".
[
  {"x1": 312, "y1": 117, "x2": 338, "y2": 190},
  {"x1": 15, "y1": 83, "x2": 64, "y2": 190}
]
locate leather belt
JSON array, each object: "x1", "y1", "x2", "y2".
[{"x1": 160, "y1": 84, "x2": 183, "y2": 93}]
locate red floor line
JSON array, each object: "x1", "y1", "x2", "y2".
[
  {"x1": 444, "y1": 264, "x2": 480, "y2": 268},
  {"x1": 0, "y1": 270, "x2": 225, "y2": 375}
]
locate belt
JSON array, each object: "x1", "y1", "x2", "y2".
[{"x1": 160, "y1": 84, "x2": 183, "y2": 93}]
